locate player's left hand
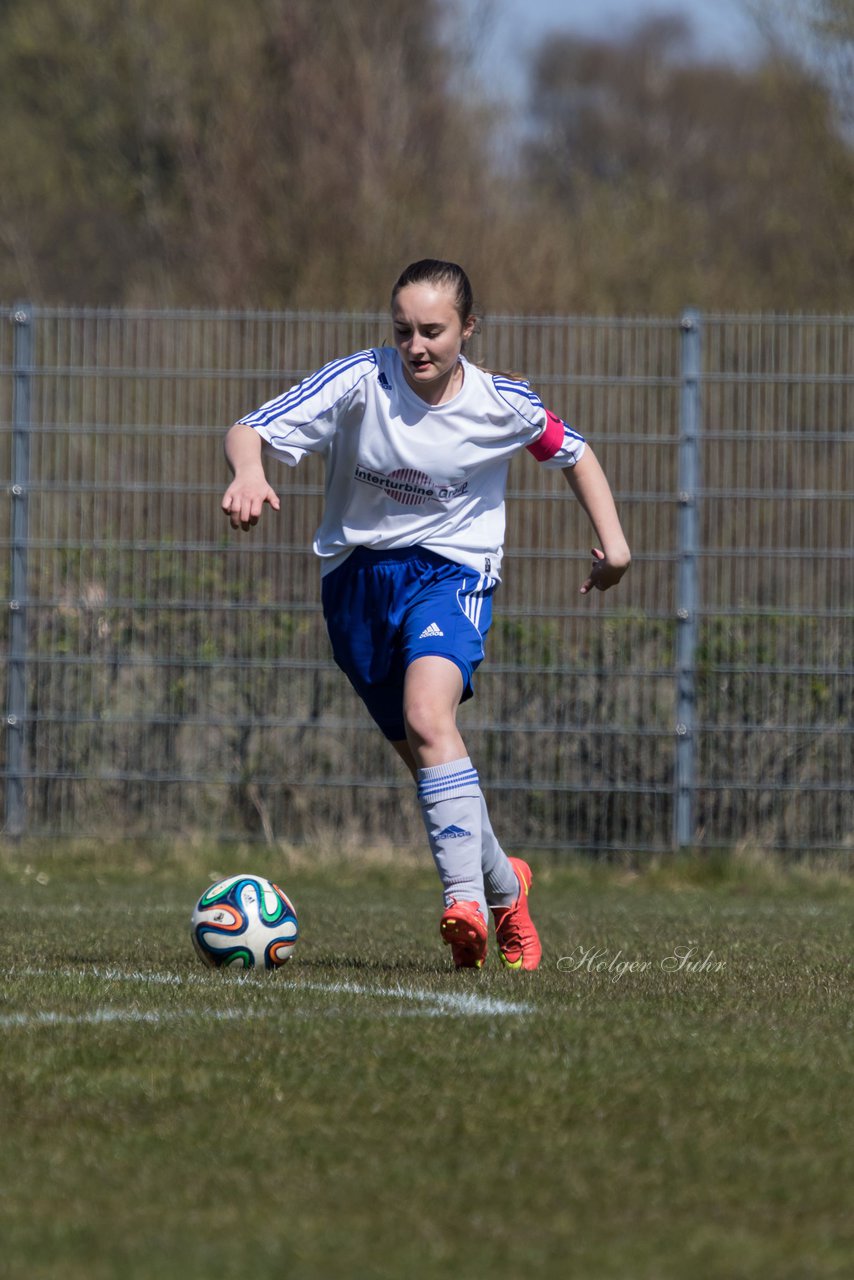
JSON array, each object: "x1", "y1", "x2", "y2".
[{"x1": 580, "y1": 547, "x2": 630, "y2": 595}]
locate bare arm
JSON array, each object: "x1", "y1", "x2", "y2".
[
  {"x1": 221, "y1": 423, "x2": 281, "y2": 531},
  {"x1": 564, "y1": 446, "x2": 631, "y2": 595}
]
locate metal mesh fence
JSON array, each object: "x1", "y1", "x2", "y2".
[{"x1": 1, "y1": 304, "x2": 851, "y2": 854}]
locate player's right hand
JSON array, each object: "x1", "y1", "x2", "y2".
[{"x1": 221, "y1": 474, "x2": 281, "y2": 531}]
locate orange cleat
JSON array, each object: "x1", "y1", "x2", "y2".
[
  {"x1": 440, "y1": 900, "x2": 488, "y2": 969},
  {"x1": 492, "y1": 858, "x2": 542, "y2": 970}
]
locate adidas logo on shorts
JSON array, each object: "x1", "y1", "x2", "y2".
[
  {"x1": 419, "y1": 622, "x2": 444, "y2": 638},
  {"x1": 436, "y1": 824, "x2": 472, "y2": 839}
]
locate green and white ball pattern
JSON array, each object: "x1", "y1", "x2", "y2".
[{"x1": 191, "y1": 874, "x2": 298, "y2": 970}]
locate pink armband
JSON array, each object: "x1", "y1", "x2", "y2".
[{"x1": 526, "y1": 409, "x2": 565, "y2": 462}]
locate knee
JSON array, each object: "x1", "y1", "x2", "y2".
[
  {"x1": 403, "y1": 692, "x2": 454, "y2": 755},
  {"x1": 402, "y1": 656, "x2": 465, "y2": 762}
]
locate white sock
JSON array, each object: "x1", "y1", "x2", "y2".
[
  {"x1": 416, "y1": 757, "x2": 487, "y2": 919},
  {"x1": 480, "y1": 795, "x2": 519, "y2": 909}
]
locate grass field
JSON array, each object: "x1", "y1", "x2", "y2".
[{"x1": 0, "y1": 843, "x2": 851, "y2": 1280}]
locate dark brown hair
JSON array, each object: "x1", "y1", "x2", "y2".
[{"x1": 391, "y1": 259, "x2": 480, "y2": 337}]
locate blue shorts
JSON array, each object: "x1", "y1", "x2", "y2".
[{"x1": 321, "y1": 546, "x2": 498, "y2": 741}]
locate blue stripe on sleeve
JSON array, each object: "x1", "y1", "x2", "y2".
[
  {"x1": 238, "y1": 350, "x2": 377, "y2": 429},
  {"x1": 492, "y1": 376, "x2": 546, "y2": 423}
]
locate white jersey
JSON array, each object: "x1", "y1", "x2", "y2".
[{"x1": 237, "y1": 347, "x2": 585, "y2": 579}]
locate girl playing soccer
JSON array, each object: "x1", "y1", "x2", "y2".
[{"x1": 221, "y1": 259, "x2": 630, "y2": 970}]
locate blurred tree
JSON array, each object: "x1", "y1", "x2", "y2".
[
  {"x1": 253, "y1": 0, "x2": 499, "y2": 309},
  {"x1": 750, "y1": 0, "x2": 854, "y2": 131},
  {"x1": 810, "y1": 0, "x2": 854, "y2": 128},
  {"x1": 0, "y1": 0, "x2": 268, "y2": 301},
  {"x1": 0, "y1": 0, "x2": 502, "y2": 306},
  {"x1": 521, "y1": 15, "x2": 854, "y2": 312},
  {"x1": 1, "y1": 1, "x2": 853, "y2": 313}
]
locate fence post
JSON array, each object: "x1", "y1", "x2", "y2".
[
  {"x1": 5, "y1": 303, "x2": 33, "y2": 838},
  {"x1": 674, "y1": 308, "x2": 701, "y2": 849}
]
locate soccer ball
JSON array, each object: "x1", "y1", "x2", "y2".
[{"x1": 191, "y1": 874, "x2": 299, "y2": 970}]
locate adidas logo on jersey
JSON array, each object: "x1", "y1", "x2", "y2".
[
  {"x1": 436, "y1": 824, "x2": 472, "y2": 840},
  {"x1": 419, "y1": 622, "x2": 444, "y2": 638}
]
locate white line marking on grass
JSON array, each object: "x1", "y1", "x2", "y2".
[
  {"x1": 303, "y1": 978, "x2": 533, "y2": 1017},
  {"x1": 1, "y1": 966, "x2": 533, "y2": 1024}
]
